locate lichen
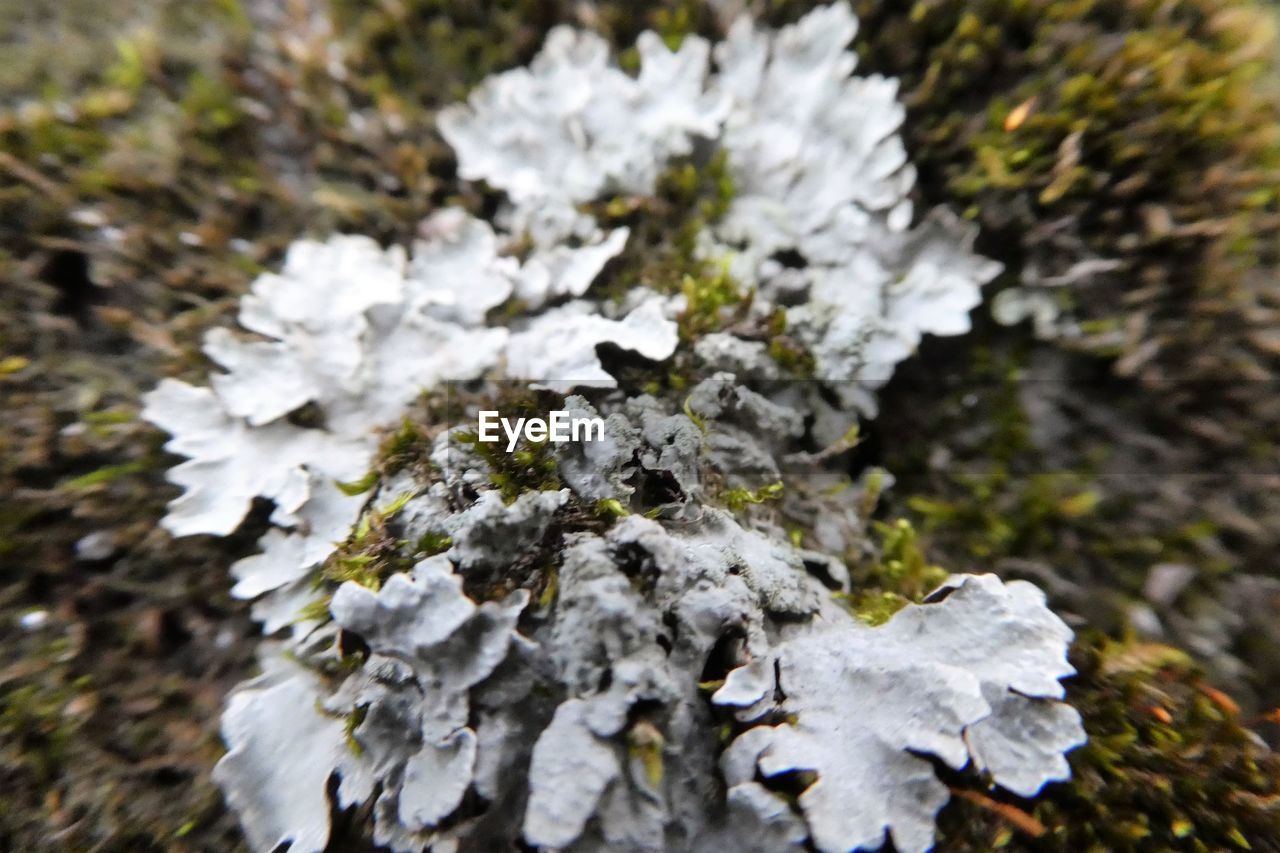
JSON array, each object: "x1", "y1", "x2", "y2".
[
  {"x1": 440, "y1": 1, "x2": 1003, "y2": 402},
  {"x1": 135, "y1": 9, "x2": 1070, "y2": 848},
  {"x1": 714, "y1": 574, "x2": 1083, "y2": 853},
  {"x1": 202, "y1": 362, "x2": 1083, "y2": 851},
  {"x1": 6, "y1": 0, "x2": 1280, "y2": 850}
]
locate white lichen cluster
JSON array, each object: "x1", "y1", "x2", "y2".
[
  {"x1": 143, "y1": 214, "x2": 667, "y2": 630},
  {"x1": 143, "y1": 4, "x2": 1082, "y2": 852},
  {"x1": 440, "y1": 1, "x2": 1001, "y2": 405}
]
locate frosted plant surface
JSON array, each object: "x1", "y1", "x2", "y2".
[{"x1": 143, "y1": 4, "x2": 1081, "y2": 852}]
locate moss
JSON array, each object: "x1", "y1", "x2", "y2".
[
  {"x1": 584, "y1": 151, "x2": 822, "y2": 388},
  {"x1": 375, "y1": 415, "x2": 439, "y2": 482},
  {"x1": 843, "y1": 518, "x2": 949, "y2": 625},
  {"x1": 59, "y1": 460, "x2": 148, "y2": 491},
  {"x1": 4, "y1": 0, "x2": 1278, "y2": 848},
  {"x1": 586, "y1": 151, "x2": 738, "y2": 304},
  {"x1": 335, "y1": 469, "x2": 380, "y2": 497},
  {"x1": 337, "y1": 418, "x2": 443, "y2": 498},
  {"x1": 765, "y1": 308, "x2": 818, "y2": 377},
  {"x1": 300, "y1": 488, "x2": 454, "y2": 623},
  {"x1": 343, "y1": 705, "x2": 368, "y2": 757},
  {"x1": 677, "y1": 265, "x2": 751, "y2": 343},
  {"x1": 938, "y1": 634, "x2": 1280, "y2": 851},
  {"x1": 328, "y1": 0, "x2": 721, "y2": 107},
  {"x1": 0, "y1": 676, "x2": 87, "y2": 785},
  {"x1": 626, "y1": 719, "x2": 667, "y2": 788},
  {"x1": 908, "y1": 469, "x2": 1107, "y2": 561},
  {"x1": 457, "y1": 418, "x2": 563, "y2": 504},
  {"x1": 870, "y1": 331, "x2": 1243, "y2": 636},
  {"x1": 0, "y1": 613, "x2": 245, "y2": 850},
  {"x1": 721, "y1": 480, "x2": 786, "y2": 513},
  {"x1": 320, "y1": 493, "x2": 420, "y2": 592},
  {"x1": 416, "y1": 530, "x2": 454, "y2": 556},
  {"x1": 594, "y1": 498, "x2": 630, "y2": 519},
  {"x1": 839, "y1": 0, "x2": 1280, "y2": 405}
]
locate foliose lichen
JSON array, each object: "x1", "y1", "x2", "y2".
[{"x1": 140, "y1": 5, "x2": 1084, "y2": 852}]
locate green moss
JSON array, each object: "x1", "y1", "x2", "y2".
[
  {"x1": 581, "y1": 150, "x2": 823, "y2": 387},
  {"x1": 493, "y1": 436, "x2": 563, "y2": 499},
  {"x1": 319, "y1": 492, "x2": 419, "y2": 591},
  {"x1": 343, "y1": 705, "x2": 368, "y2": 756},
  {"x1": 376, "y1": 417, "x2": 438, "y2": 481},
  {"x1": 328, "y1": 0, "x2": 721, "y2": 107},
  {"x1": 765, "y1": 308, "x2": 818, "y2": 376},
  {"x1": 938, "y1": 635, "x2": 1280, "y2": 851},
  {"x1": 864, "y1": 327, "x2": 1253, "y2": 625},
  {"x1": 458, "y1": 425, "x2": 563, "y2": 505},
  {"x1": 594, "y1": 498, "x2": 630, "y2": 519},
  {"x1": 59, "y1": 460, "x2": 148, "y2": 491},
  {"x1": 0, "y1": 676, "x2": 87, "y2": 785},
  {"x1": 721, "y1": 480, "x2": 785, "y2": 513},
  {"x1": 835, "y1": 0, "x2": 1280, "y2": 390},
  {"x1": 651, "y1": 1, "x2": 708, "y2": 50},
  {"x1": 335, "y1": 469, "x2": 380, "y2": 497},
  {"x1": 678, "y1": 265, "x2": 750, "y2": 343},
  {"x1": 627, "y1": 719, "x2": 666, "y2": 788},
  {"x1": 908, "y1": 469, "x2": 1106, "y2": 560},
  {"x1": 416, "y1": 530, "x2": 454, "y2": 555},
  {"x1": 299, "y1": 484, "x2": 454, "y2": 621},
  {"x1": 843, "y1": 518, "x2": 949, "y2": 624},
  {"x1": 586, "y1": 151, "x2": 738, "y2": 305}
]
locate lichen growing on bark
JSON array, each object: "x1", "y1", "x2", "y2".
[
  {"x1": 7, "y1": 0, "x2": 1280, "y2": 851},
  {"x1": 137, "y1": 5, "x2": 1089, "y2": 852},
  {"x1": 207, "y1": 385, "x2": 1082, "y2": 853}
]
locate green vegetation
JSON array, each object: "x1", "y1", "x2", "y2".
[
  {"x1": 721, "y1": 480, "x2": 786, "y2": 514},
  {"x1": 588, "y1": 151, "x2": 750, "y2": 387},
  {"x1": 841, "y1": 518, "x2": 949, "y2": 625},
  {"x1": 939, "y1": 635, "x2": 1280, "y2": 851},
  {"x1": 874, "y1": 339, "x2": 1239, "y2": 622},
  {"x1": 320, "y1": 492, "x2": 419, "y2": 591},
  {"x1": 678, "y1": 266, "x2": 748, "y2": 343},
  {"x1": 587, "y1": 149, "x2": 821, "y2": 387},
  {"x1": 835, "y1": 0, "x2": 1280, "y2": 395},
  {"x1": 462, "y1": 427, "x2": 563, "y2": 503},
  {"x1": 0, "y1": 675, "x2": 87, "y2": 785},
  {"x1": 455, "y1": 390, "x2": 567, "y2": 506}
]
